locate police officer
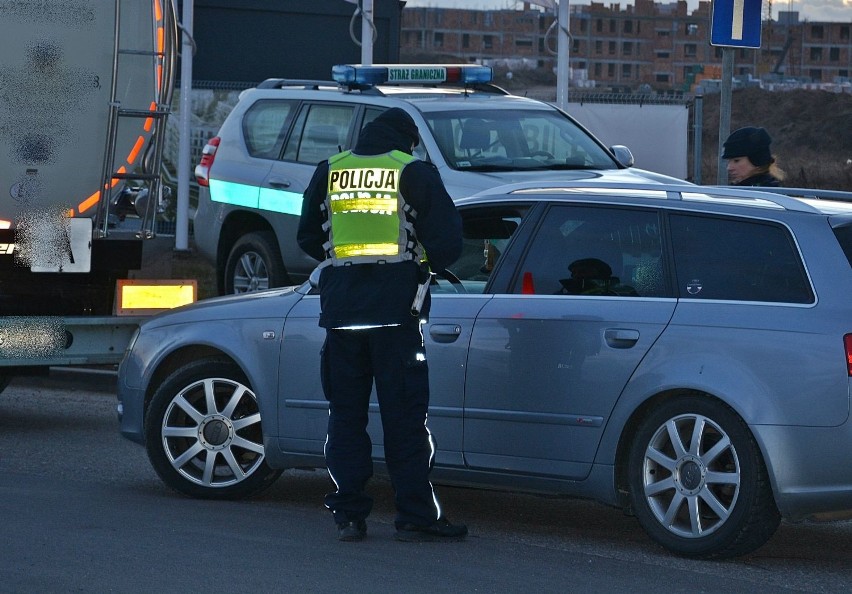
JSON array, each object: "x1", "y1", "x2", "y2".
[
  {"x1": 722, "y1": 126, "x2": 785, "y2": 187},
  {"x1": 297, "y1": 108, "x2": 467, "y2": 542}
]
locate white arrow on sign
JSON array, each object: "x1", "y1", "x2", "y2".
[{"x1": 732, "y1": 0, "x2": 744, "y2": 40}]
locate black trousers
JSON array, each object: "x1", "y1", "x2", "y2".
[{"x1": 320, "y1": 321, "x2": 441, "y2": 528}]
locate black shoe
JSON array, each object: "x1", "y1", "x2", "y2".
[
  {"x1": 337, "y1": 520, "x2": 367, "y2": 542},
  {"x1": 394, "y1": 518, "x2": 468, "y2": 542}
]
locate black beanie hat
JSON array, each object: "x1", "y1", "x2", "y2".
[
  {"x1": 722, "y1": 126, "x2": 774, "y2": 167},
  {"x1": 372, "y1": 108, "x2": 420, "y2": 147}
]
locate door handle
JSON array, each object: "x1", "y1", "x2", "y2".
[
  {"x1": 429, "y1": 324, "x2": 462, "y2": 343},
  {"x1": 267, "y1": 177, "x2": 291, "y2": 189},
  {"x1": 604, "y1": 328, "x2": 639, "y2": 348}
]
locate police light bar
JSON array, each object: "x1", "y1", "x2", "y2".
[{"x1": 332, "y1": 64, "x2": 493, "y2": 87}]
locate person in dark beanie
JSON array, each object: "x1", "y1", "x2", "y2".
[
  {"x1": 722, "y1": 126, "x2": 785, "y2": 187},
  {"x1": 297, "y1": 107, "x2": 467, "y2": 543}
]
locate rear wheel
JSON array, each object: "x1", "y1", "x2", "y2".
[
  {"x1": 144, "y1": 359, "x2": 282, "y2": 499},
  {"x1": 627, "y1": 395, "x2": 780, "y2": 559},
  {"x1": 224, "y1": 231, "x2": 289, "y2": 294}
]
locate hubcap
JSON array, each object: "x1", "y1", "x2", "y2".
[
  {"x1": 199, "y1": 415, "x2": 233, "y2": 449},
  {"x1": 676, "y1": 456, "x2": 705, "y2": 494},
  {"x1": 642, "y1": 413, "x2": 740, "y2": 538},
  {"x1": 161, "y1": 377, "x2": 265, "y2": 488}
]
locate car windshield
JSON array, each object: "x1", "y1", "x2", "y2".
[{"x1": 422, "y1": 109, "x2": 618, "y2": 172}]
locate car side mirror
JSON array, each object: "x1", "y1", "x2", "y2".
[{"x1": 610, "y1": 145, "x2": 635, "y2": 168}]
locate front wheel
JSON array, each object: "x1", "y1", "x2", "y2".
[
  {"x1": 144, "y1": 359, "x2": 282, "y2": 499},
  {"x1": 224, "y1": 231, "x2": 289, "y2": 294},
  {"x1": 627, "y1": 395, "x2": 780, "y2": 559}
]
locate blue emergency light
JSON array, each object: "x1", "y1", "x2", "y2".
[{"x1": 332, "y1": 64, "x2": 493, "y2": 87}]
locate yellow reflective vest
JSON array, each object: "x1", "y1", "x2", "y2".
[{"x1": 323, "y1": 150, "x2": 420, "y2": 265}]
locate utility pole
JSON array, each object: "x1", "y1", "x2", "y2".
[
  {"x1": 361, "y1": 0, "x2": 374, "y2": 66},
  {"x1": 175, "y1": 0, "x2": 193, "y2": 251},
  {"x1": 710, "y1": 0, "x2": 763, "y2": 184},
  {"x1": 555, "y1": 0, "x2": 570, "y2": 111}
]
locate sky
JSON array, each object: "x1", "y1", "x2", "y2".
[{"x1": 403, "y1": 1, "x2": 852, "y2": 23}]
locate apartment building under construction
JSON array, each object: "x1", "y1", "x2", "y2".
[{"x1": 400, "y1": 0, "x2": 852, "y2": 93}]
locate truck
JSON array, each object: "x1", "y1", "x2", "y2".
[{"x1": 0, "y1": 0, "x2": 185, "y2": 391}]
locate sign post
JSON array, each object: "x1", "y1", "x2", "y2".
[{"x1": 710, "y1": 0, "x2": 763, "y2": 184}]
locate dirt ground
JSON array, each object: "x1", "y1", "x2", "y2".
[
  {"x1": 700, "y1": 87, "x2": 852, "y2": 190},
  {"x1": 516, "y1": 82, "x2": 852, "y2": 191}
]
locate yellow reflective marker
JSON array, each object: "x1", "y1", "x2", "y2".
[{"x1": 116, "y1": 279, "x2": 197, "y2": 315}]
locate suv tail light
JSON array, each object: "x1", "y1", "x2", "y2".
[
  {"x1": 194, "y1": 136, "x2": 220, "y2": 187},
  {"x1": 845, "y1": 334, "x2": 852, "y2": 377}
]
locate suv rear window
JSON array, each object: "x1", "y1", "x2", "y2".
[
  {"x1": 833, "y1": 224, "x2": 852, "y2": 269},
  {"x1": 242, "y1": 100, "x2": 297, "y2": 159},
  {"x1": 670, "y1": 214, "x2": 813, "y2": 304},
  {"x1": 283, "y1": 103, "x2": 354, "y2": 165}
]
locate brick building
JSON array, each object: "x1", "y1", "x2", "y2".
[{"x1": 400, "y1": 1, "x2": 852, "y2": 92}]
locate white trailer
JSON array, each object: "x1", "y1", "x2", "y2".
[{"x1": 0, "y1": 0, "x2": 182, "y2": 388}]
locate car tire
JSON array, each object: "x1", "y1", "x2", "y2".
[
  {"x1": 627, "y1": 395, "x2": 780, "y2": 559},
  {"x1": 144, "y1": 359, "x2": 282, "y2": 499},
  {"x1": 224, "y1": 231, "x2": 289, "y2": 294}
]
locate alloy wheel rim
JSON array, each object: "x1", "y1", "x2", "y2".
[
  {"x1": 233, "y1": 251, "x2": 269, "y2": 293},
  {"x1": 161, "y1": 377, "x2": 265, "y2": 488},
  {"x1": 642, "y1": 413, "x2": 740, "y2": 538}
]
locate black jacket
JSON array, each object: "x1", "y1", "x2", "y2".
[
  {"x1": 735, "y1": 172, "x2": 780, "y2": 187},
  {"x1": 297, "y1": 109, "x2": 463, "y2": 329}
]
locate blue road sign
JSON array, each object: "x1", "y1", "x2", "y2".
[{"x1": 711, "y1": 0, "x2": 763, "y2": 48}]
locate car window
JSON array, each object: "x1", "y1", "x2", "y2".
[
  {"x1": 282, "y1": 103, "x2": 354, "y2": 165},
  {"x1": 362, "y1": 107, "x2": 384, "y2": 129},
  {"x1": 833, "y1": 223, "x2": 852, "y2": 269},
  {"x1": 421, "y1": 109, "x2": 617, "y2": 172},
  {"x1": 438, "y1": 205, "x2": 531, "y2": 294},
  {"x1": 242, "y1": 100, "x2": 297, "y2": 159},
  {"x1": 510, "y1": 205, "x2": 666, "y2": 297},
  {"x1": 670, "y1": 214, "x2": 813, "y2": 303}
]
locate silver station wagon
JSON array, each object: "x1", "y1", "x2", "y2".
[{"x1": 118, "y1": 181, "x2": 852, "y2": 559}]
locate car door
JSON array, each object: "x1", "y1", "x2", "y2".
[
  {"x1": 274, "y1": 202, "x2": 530, "y2": 468},
  {"x1": 276, "y1": 288, "x2": 474, "y2": 469},
  {"x1": 276, "y1": 292, "x2": 327, "y2": 456},
  {"x1": 462, "y1": 203, "x2": 677, "y2": 479}
]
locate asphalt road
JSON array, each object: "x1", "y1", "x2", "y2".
[{"x1": 1, "y1": 369, "x2": 850, "y2": 593}]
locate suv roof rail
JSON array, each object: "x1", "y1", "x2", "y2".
[
  {"x1": 473, "y1": 181, "x2": 824, "y2": 214},
  {"x1": 705, "y1": 185, "x2": 852, "y2": 204},
  {"x1": 256, "y1": 78, "x2": 337, "y2": 90}
]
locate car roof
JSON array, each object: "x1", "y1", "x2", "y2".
[
  {"x1": 241, "y1": 80, "x2": 557, "y2": 114},
  {"x1": 455, "y1": 181, "x2": 847, "y2": 216},
  {"x1": 377, "y1": 88, "x2": 556, "y2": 112}
]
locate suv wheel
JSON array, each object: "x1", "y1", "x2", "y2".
[
  {"x1": 144, "y1": 359, "x2": 282, "y2": 499},
  {"x1": 627, "y1": 395, "x2": 780, "y2": 559},
  {"x1": 224, "y1": 231, "x2": 289, "y2": 294}
]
